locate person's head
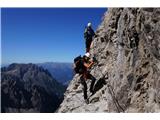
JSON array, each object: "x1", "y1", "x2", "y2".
[
  {"x1": 87, "y1": 22, "x2": 92, "y2": 28},
  {"x1": 83, "y1": 52, "x2": 90, "y2": 61}
]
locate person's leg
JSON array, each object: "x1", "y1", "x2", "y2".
[
  {"x1": 86, "y1": 40, "x2": 90, "y2": 53},
  {"x1": 86, "y1": 38, "x2": 92, "y2": 53},
  {"x1": 80, "y1": 75, "x2": 88, "y2": 100},
  {"x1": 88, "y1": 39, "x2": 92, "y2": 52},
  {"x1": 86, "y1": 72, "x2": 96, "y2": 93}
]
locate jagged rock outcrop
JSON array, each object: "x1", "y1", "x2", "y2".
[
  {"x1": 58, "y1": 8, "x2": 160, "y2": 113},
  {"x1": 1, "y1": 63, "x2": 65, "y2": 113}
]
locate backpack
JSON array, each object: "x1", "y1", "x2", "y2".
[
  {"x1": 74, "y1": 56, "x2": 85, "y2": 74},
  {"x1": 84, "y1": 27, "x2": 95, "y2": 40},
  {"x1": 84, "y1": 27, "x2": 89, "y2": 40}
]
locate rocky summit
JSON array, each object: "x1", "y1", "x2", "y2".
[
  {"x1": 58, "y1": 8, "x2": 160, "y2": 113},
  {"x1": 1, "y1": 63, "x2": 65, "y2": 113}
]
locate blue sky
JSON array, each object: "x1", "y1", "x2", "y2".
[{"x1": 2, "y1": 8, "x2": 106, "y2": 64}]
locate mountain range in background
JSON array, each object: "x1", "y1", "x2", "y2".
[
  {"x1": 2, "y1": 62, "x2": 74, "y2": 86},
  {"x1": 1, "y1": 63, "x2": 66, "y2": 113},
  {"x1": 37, "y1": 62, "x2": 74, "y2": 85}
]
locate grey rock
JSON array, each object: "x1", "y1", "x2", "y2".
[
  {"x1": 58, "y1": 8, "x2": 160, "y2": 113},
  {"x1": 1, "y1": 63, "x2": 66, "y2": 113}
]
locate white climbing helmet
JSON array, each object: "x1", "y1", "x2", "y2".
[
  {"x1": 85, "y1": 52, "x2": 90, "y2": 58},
  {"x1": 87, "y1": 22, "x2": 92, "y2": 27}
]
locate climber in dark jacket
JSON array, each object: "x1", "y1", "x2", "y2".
[
  {"x1": 84, "y1": 22, "x2": 95, "y2": 53},
  {"x1": 79, "y1": 53, "x2": 96, "y2": 104}
]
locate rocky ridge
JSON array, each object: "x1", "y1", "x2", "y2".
[
  {"x1": 38, "y1": 62, "x2": 73, "y2": 85},
  {"x1": 1, "y1": 63, "x2": 65, "y2": 113},
  {"x1": 58, "y1": 8, "x2": 160, "y2": 113}
]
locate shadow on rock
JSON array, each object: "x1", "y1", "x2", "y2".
[{"x1": 93, "y1": 77, "x2": 107, "y2": 94}]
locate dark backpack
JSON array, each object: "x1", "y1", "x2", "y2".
[
  {"x1": 74, "y1": 56, "x2": 85, "y2": 74},
  {"x1": 84, "y1": 27, "x2": 95, "y2": 40},
  {"x1": 84, "y1": 27, "x2": 89, "y2": 40}
]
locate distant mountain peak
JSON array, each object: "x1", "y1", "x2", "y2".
[
  {"x1": 38, "y1": 62, "x2": 74, "y2": 85},
  {"x1": 1, "y1": 63, "x2": 66, "y2": 113}
]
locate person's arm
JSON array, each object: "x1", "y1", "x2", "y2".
[
  {"x1": 91, "y1": 28, "x2": 95, "y2": 36},
  {"x1": 84, "y1": 61, "x2": 94, "y2": 69},
  {"x1": 88, "y1": 58, "x2": 93, "y2": 63}
]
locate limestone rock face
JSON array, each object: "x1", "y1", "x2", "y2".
[{"x1": 58, "y1": 8, "x2": 160, "y2": 113}]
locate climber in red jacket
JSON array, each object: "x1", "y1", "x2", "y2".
[{"x1": 74, "y1": 52, "x2": 96, "y2": 104}]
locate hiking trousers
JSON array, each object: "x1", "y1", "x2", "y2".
[
  {"x1": 85, "y1": 38, "x2": 92, "y2": 53},
  {"x1": 80, "y1": 72, "x2": 96, "y2": 100}
]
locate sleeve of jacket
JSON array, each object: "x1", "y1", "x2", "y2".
[{"x1": 91, "y1": 28, "x2": 95, "y2": 36}]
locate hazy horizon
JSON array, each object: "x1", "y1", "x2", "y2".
[{"x1": 1, "y1": 61, "x2": 73, "y2": 66}]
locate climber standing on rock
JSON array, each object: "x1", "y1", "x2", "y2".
[
  {"x1": 74, "y1": 52, "x2": 96, "y2": 104},
  {"x1": 84, "y1": 22, "x2": 95, "y2": 53}
]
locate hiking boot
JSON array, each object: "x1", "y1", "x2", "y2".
[
  {"x1": 85, "y1": 99, "x2": 89, "y2": 104},
  {"x1": 89, "y1": 91, "x2": 95, "y2": 98},
  {"x1": 90, "y1": 89, "x2": 95, "y2": 95}
]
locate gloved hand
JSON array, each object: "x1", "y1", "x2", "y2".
[
  {"x1": 94, "y1": 34, "x2": 98, "y2": 38},
  {"x1": 92, "y1": 56, "x2": 98, "y2": 63}
]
